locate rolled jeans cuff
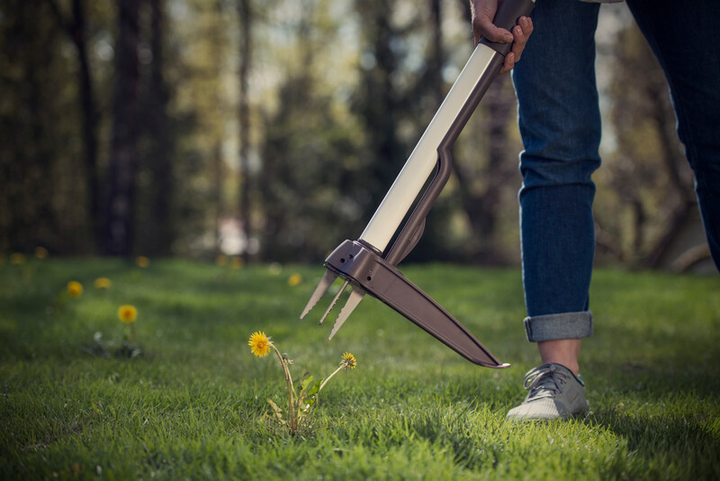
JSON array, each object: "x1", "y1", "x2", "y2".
[{"x1": 524, "y1": 311, "x2": 593, "y2": 342}]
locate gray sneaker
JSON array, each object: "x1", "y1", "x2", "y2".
[{"x1": 506, "y1": 363, "x2": 589, "y2": 422}]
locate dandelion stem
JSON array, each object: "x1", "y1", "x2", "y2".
[
  {"x1": 317, "y1": 364, "x2": 345, "y2": 395},
  {"x1": 270, "y1": 343, "x2": 296, "y2": 432}
]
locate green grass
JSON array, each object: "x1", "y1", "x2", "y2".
[{"x1": 1, "y1": 258, "x2": 719, "y2": 480}]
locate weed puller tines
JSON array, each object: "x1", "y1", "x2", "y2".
[{"x1": 301, "y1": 0, "x2": 534, "y2": 368}]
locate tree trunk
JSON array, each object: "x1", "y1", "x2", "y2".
[
  {"x1": 72, "y1": 0, "x2": 102, "y2": 253},
  {"x1": 48, "y1": 0, "x2": 101, "y2": 252},
  {"x1": 144, "y1": 0, "x2": 174, "y2": 256},
  {"x1": 428, "y1": 0, "x2": 443, "y2": 104},
  {"x1": 104, "y1": 0, "x2": 141, "y2": 256},
  {"x1": 238, "y1": 0, "x2": 252, "y2": 261}
]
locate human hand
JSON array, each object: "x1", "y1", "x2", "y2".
[{"x1": 470, "y1": 0, "x2": 533, "y2": 74}]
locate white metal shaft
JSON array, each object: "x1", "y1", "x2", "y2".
[{"x1": 359, "y1": 44, "x2": 499, "y2": 252}]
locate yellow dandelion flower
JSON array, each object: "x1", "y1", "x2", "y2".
[
  {"x1": 216, "y1": 254, "x2": 228, "y2": 266},
  {"x1": 67, "y1": 281, "x2": 83, "y2": 298},
  {"x1": 34, "y1": 247, "x2": 49, "y2": 259},
  {"x1": 248, "y1": 331, "x2": 272, "y2": 358},
  {"x1": 231, "y1": 257, "x2": 244, "y2": 270},
  {"x1": 94, "y1": 277, "x2": 112, "y2": 289},
  {"x1": 288, "y1": 273, "x2": 302, "y2": 287},
  {"x1": 136, "y1": 256, "x2": 150, "y2": 268},
  {"x1": 118, "y1": 305, "x2": 138, "y2": 323},
  {"x1": 10, "y1": 253, "x2": 25, "y2": 265},
  {"x1": 341, "y1": 352, "x2": 357, "y2": 370}
]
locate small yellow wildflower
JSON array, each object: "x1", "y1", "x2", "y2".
[
  {"x1": 341, "y1": 352, "x2": 357, "y2": 370},
  {"x1": 94, "y1": 277, "x2": 112, "y2": 289},
  {"x1": 10, "y1": 253, "x2": 25, "y2": 265},
  {"x1": 231, "y1": 257, "x2": 244, "y2": 270},
  {"x1": 34, "y1": 247, "x2": 48, "y2": 259},
  {"x1": 136, "y1": 256, "x2": 150, "y2": 268},
  {"x1": 118, "y1": 305, "x2": 138, "y2": 323},
  {"x1": 248, "y1": 331, "x2": 272, "y2": 358},
  {"x1": 216, "y1": 255, "x2": 228, "y2": 266},
  {"x1": 288, "y1": 273, "x2": 302, "y2": 287},
  {"x1": 67, "y1": 281, "x2": 83, "y2": 298}
]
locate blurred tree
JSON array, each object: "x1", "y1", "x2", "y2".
[
  {"x1": 104, "y1": 0, "x2": 141, "y2": 256},
  {"x1": 211, "y1": 0, "x2": 229, "y2": 256},
  {"x1": 258, "y1": 0, "x2": 364, "y2": 262},
  {"x1": 0, "y1": 1, "x2": 86, "y2": 254},
  {"x1": 47, "y1": 0, "x2": 102, "y2": 253},
  {"x1": 164, "y1": 0, "x2": 235, "y2": 257},
  {"x1": 453, "y1": 76, "x2": 519, "y2": 264},
  {"x1": 237, "y1": 0, "x2": 253, "y2": 261},
  {"x1": 595, "y1": 21, "x2": 695, "y2": 267},
  {"x1": 135, "y1": 0, "x2": 176, "y2": 256},
  {"x1": 351, "y1": 0, "x2": 407, "y2": 213}
]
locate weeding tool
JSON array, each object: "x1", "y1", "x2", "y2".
[{"x1": 301, "y1": 0, "x2": 535, "y2": 368}]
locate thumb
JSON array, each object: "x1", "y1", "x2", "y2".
[{"x1": 471, "y1": 3, "x2": 513, "y2": 45}]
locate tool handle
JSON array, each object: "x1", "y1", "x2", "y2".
[
  {"x1": 360, "y1": 0, "x2": 534, "y2": 258},
  {"x1": 479, "y1": 0, "x2": 535, "y2": 57}
]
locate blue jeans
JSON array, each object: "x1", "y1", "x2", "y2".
[{"x1": 512, "y1": 0, "x2": 720, "y2": 342}]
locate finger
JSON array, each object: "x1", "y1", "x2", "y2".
[
  {"x1": 516, "y1": 16, "x2": 533, "y2": 46},
  {"x1": 509, "y1": 17, "x2": 533, "y2": 65},
  {"x1": 499, "y1": 52, "x2": 515, "y2": 75},
  {"x1": 520, "y1": 16, "x2": 534, "y2": 37},
  {"x1": 511, "y1": 25, "x2": 527, "y2": 63}
]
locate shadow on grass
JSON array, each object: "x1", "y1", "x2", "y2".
[
  {"x1": 584, "y1": 409, "x2": 720, "y2": 479},
  {"x1": 580, "y1": 321, "x2": 720, "y2": 479}
]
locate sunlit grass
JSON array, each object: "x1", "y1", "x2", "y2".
[{"x1": 0, "y1": 259, "x2": 718, "y2": 479}]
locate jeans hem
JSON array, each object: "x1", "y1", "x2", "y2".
[{"x1": 524, "y1": 311, "x2": 593, "y2": 342}]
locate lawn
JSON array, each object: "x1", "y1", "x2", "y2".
[{"x1": 1, "y1": 258, "x2": 718, "y2": 480}]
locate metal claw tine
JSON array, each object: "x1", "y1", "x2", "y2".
[
  {"x1": 328, "y1": 287, "x2": 366, "y2": 340},
  {"x1": 300, "y1": 270, "x2": 338, "y2": 319},
  {"x1": 318, "y1": 279, "x2": 349, "y2": 326}
]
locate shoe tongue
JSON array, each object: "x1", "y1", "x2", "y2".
[
  {"x1": 526, "y1": 363, "x2": 564, "y2": 390},
  {"x1": 544, "y1": 362, "x2": 565, "y2": 373},
  {"x1": 545, "y1": 363, "x2": 584, "y2": 386}
]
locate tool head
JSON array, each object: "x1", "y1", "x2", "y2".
[
  {"x1": 299, "y1": 241, "x2": 367, "y2": 340},
  {"x1": 300, "y1": 239, "x2": 509, "y2": 368},
  {"x1": 300, "y1": 270, "x2": 338, "y2": 321}
]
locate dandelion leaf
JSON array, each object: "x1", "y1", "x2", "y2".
[
  {"x1": 266, "y1": 398, "x2": 285, "y2": 423},
  {"x1": 305, "y1": 380, "x2": 322, "y2": 407}
]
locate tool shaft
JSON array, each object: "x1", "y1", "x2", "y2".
[{"x1": 359, "y1": 45, "x2": 499, "y2": 253}]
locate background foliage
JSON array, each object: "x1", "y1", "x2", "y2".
[{"x1": 0, "y1": 0, "x2": 707, "y2": 270}]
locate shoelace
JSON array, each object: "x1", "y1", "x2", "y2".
[{"x1": 523, "y1": 364, "x2": 567, "y2": 401}]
